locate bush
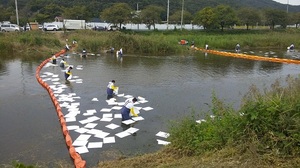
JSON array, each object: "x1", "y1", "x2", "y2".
[
  {"x1": 169, "y1": 75, "x2": 300, "y2": 157},
  {"x1": 240, "y1": 76, "x2": 300, "y2": 156}
]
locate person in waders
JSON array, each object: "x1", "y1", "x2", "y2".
[
  {"x1": 64, "y1": 66, "x2": 73, "y2": 80},
  {"x1": 107, "y1": 80, "x2": 116, "y2": 99},
  {"x1": 120, "y1": 97, "x2": 138, "y2": 121},
  {"x1": 60, "y1": 58, "x2": 67, "y2": 68},
  {"x1": 51, "y1": 55, "x2": 57, "y2": 64}
]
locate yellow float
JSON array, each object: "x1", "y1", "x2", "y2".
[{"x1": 193, "y1": 47, "x2": 300, "y2": 65}]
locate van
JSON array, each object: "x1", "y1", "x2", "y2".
[{"x1": 1, "y1": 24, "x2": 20, "y2": 32}]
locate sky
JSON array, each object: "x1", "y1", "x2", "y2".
[{"x1": 273, "y1": 0, "x2": 300, "y2": 5}]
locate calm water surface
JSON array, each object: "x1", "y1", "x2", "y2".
[{"x1": 1, "y1": 50, "x2": 300, "y2": 167}]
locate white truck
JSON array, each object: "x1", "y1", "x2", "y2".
[{"x1": 63, "y1": 19, "x2": 85, "y2": 30}]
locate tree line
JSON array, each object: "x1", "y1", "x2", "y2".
[{"x1": 0, "y1": 0, "x2": 300, "y2": 30}]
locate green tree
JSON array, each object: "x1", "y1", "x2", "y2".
[
  {"x1": 27, "y1": 0, "x2": 48, "y2": 12},
  {"x1": 193, "y1": 7, "x2": 217, "y2": 30},
  {"x1": 264, "y1": 9, "x2": 288, "y2": 29},
  {"x1": 169, "y1": 10, "x2": 193, "y2": 24},
  {"x1": 140, "y1": 5, "x2": 164, "y2": 30},
  {"x1": 30, "y1": 3, "x2": 62, "y2": 23},
  {"x1": 214, "y1": 5, "x2": 238, "y2": 31},
  {"x1": 63, "y1": 5, "x2": 91, "y2": 20},
  {"x1": 101, "y1": 3, "x2": 133, "y2": 29},
  {"x1": 33, "y1": 13, "x2": 49, "y2": 23},
  {"x1": 0, "y1": 5, "x2": 13, "y2": 21},
  {"x1": 131, "y1": 11, "x2": 142, "y2": 27},
  {"x1": 291, "y1": 12, "x2": 300, "y2": 29},
  {"x1": 237, "y1": 7, "x2": 261, "y2": 30},
  {"x1": 86, "y1": 1, "x2": 103, "y2": 19}
]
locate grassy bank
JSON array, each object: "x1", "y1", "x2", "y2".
[
  {"x1": 1, "y1": 29, "x2": 300, "y2": 58},
  {"x1": 98, "y1": 76, "x2": 300, "y2": 168},
  {"x1": 0, "y1": 31, "x2": 61, "y2": 59},
  {"x1": 67, "y1": 29, "x2": 300, "y2": 54},
  {"x1": 65, "y1": 30, "x2": 184, "y2": 55}
]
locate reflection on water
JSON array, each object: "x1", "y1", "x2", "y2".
[
  {"x1": 0, "y1": 50, "x2": 300, "y2": 167},
  {"x1": 0, "y1": 61, "x2": 7, "y2": 78}
]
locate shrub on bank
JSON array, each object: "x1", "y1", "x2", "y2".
[
  {"x1": 0, "y1": 31, "x2": 62, "y2": 59},
  {"x1": 169, "y1": 75, "x2": 300, "y2": 157},
  {"x1": 68, "y1": 31, "x2": 182, "y2": 55},
  {"x1": 17, "y1": 31, "x2": 61, "y2": 47}
]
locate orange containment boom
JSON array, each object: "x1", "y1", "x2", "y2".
[
  {"x1": 193, "y1": 47, "x2": 300, "y2": 65},
  {"x1": 35, "y1": 49, "x2": 86, "y2": 168}
]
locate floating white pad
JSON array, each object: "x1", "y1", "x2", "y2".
[
  {"x1": 156, "y1": 131, "x2": 170, "y2": 138},
  {"x1": 143, "y1": 107, "x2": 153, "y2": 111},
  {"x1": 157, "y1": 139, "x2": 171, "y2": 146},
  {"x1": 105, "y1": 123, "x2": 120, "y2": 130},
  {"x1": 115, "y1": 131, "x2": 131, "y2": 138},
  {"x1": 103, "y1": 136, "x2": 116, "y2": 144},
  {"x1": 84, "y1": 123, "x2": 98, "y2": 129},
  {"x1": 122, "y1": 119, "x2": 135, "y2": 125},
  {"x1": 75, "y1": 146, "x2": 89, "y2": 154},
  {"x1": 88, "y1": 142, "x2": 103, "y2": 149}
]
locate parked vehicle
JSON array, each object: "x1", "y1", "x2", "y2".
[
  {"x1": 109, "y1": 25, "x2": 119, "y2": 31},
  {"x1": 38, "y1": 24, "x2": 43, "y2": 30},
  {"x1": 63, "y1": 19, "x2": 85, "y2": 30},
  {"x1": 93, "y1": 26, "x2": 106, "y2": 31},
  {"x1": 0, "y1": 24, "x2": 20, "y2": 32},
  {"x1": 44, "y1": 24, "x2": 59, "y2": 31}
]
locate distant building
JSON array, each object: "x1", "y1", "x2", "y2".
[{"x1": 55, "y1": 16, "x2": 63, "y2": 22}]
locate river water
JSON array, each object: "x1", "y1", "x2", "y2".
[{"x1": 0, "y1": 50, "x2": 299, "y2": 167}]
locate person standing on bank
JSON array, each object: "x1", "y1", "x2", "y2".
[
  {"x1": 121, "y1": 97, "x2": 138, "y2": 121},
  {"x1": 235, "y1": 43, "x2": 241, "y2": 52},
  {"x1": 205, "y1": 44, "x2": 209, "y2": 50},
  {"x1": 64, "y1": 66, "x2": 73, "y2": 80},
  {"x1": 107, "y1": 80, "x2": 116, "y2": 99},
  {"x1": 288, "y1": 43, "x2": 295, "y2": 50},
  {"x1": 191, "y1": 41, "x2": 195, "y2": 48},
  {"x1": 82, "y1": 48, "x2": 87, "y2": 57},
  {"x1": 65, "y1": 43, "x2": 70, "y2": 51}
]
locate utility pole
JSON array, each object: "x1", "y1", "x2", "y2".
[
  {"x1": 137, "y1": 3, "x2": 139, "y2": 30},
  {"x1": 287, "y1": 0, "x2": 289, "y2": 13},
  {"x1": 167, "y1": 0, "x2": 169, "y2": 30},
  {"x1": 15, "y1": 0, "x2": 19, "y2": 25},
  {"x1": 180, "y1": 0, "x2": 184, "y2": 30}
]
